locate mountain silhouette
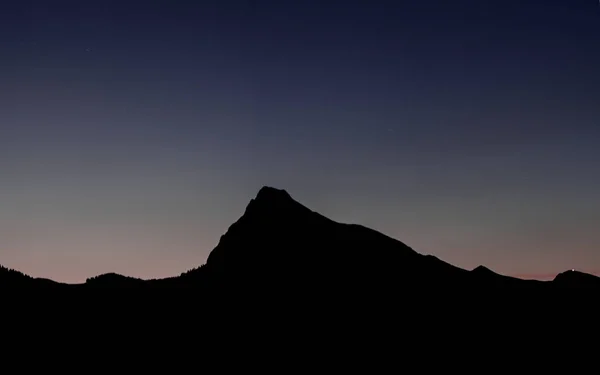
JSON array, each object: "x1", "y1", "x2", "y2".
[
  {"x1": 1, "y1": 186, "x2": 599, "y2": 298},
  {"x1": 199, "y1": 187, "x2": 482, "y2": 302},
  {"x1": 191, "y1": 187, "x2": 600, "y2": 298},
  {"x1": 3, "y1": 185, "x2": 598, "y2": 358},
  {"x1": 85, "y1": 272, "x2": 146, "y2": 287},
  {"x1": 4, "y1": 186, "x2": 592, "y2": 371},
  {"x1": 553, "y1": 269, "x2": 600, "y2": 288}
]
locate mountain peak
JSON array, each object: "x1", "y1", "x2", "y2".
[
  {"x1": 242, "y1": 186, "x2": 309, "y2": 217},
  {"x1": 255, "y1": 186, "x2": 293, "y2": 202},
  {"x1": 472, "y1": 265, "x2": 494, "y2": 274}
]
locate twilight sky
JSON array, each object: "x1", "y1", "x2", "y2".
[{"x1": 1, "y1": 0, "x2": 599, "y2": 283}]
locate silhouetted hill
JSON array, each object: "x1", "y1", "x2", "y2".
[
  {"x1": 553, "y1": 269, "x2": 600, "y2": 288},
  {"x1": 0, "y1": 264, "x2": 33, "y2": 286},
  {"x1": 0, "y1": 264, "x2": 70, "y2": 291},
  {"x1": 204, "y1": 187, "x2": 418, "y2": 286},
  {"x1": 86, "y1": 272, "x2": 146, "y2": 287},
  {"x1": 471, "y1": 265, "x2": 547, "y2": 289},
  {"x1": 176, "y1": 186, "x2": 598, "y2": 307}
]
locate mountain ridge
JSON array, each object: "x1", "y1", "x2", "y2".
[{"x1": 1, "y1": 186, "x2": 599, "y2": 291}]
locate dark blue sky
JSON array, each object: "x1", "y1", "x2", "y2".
[{"x1": 1, "y1": 0, "x2": 599, "y2": 282}]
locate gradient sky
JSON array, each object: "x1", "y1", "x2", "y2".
[{"x1": 1, "y1": 0, "x2": 599, "y2": 283}]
